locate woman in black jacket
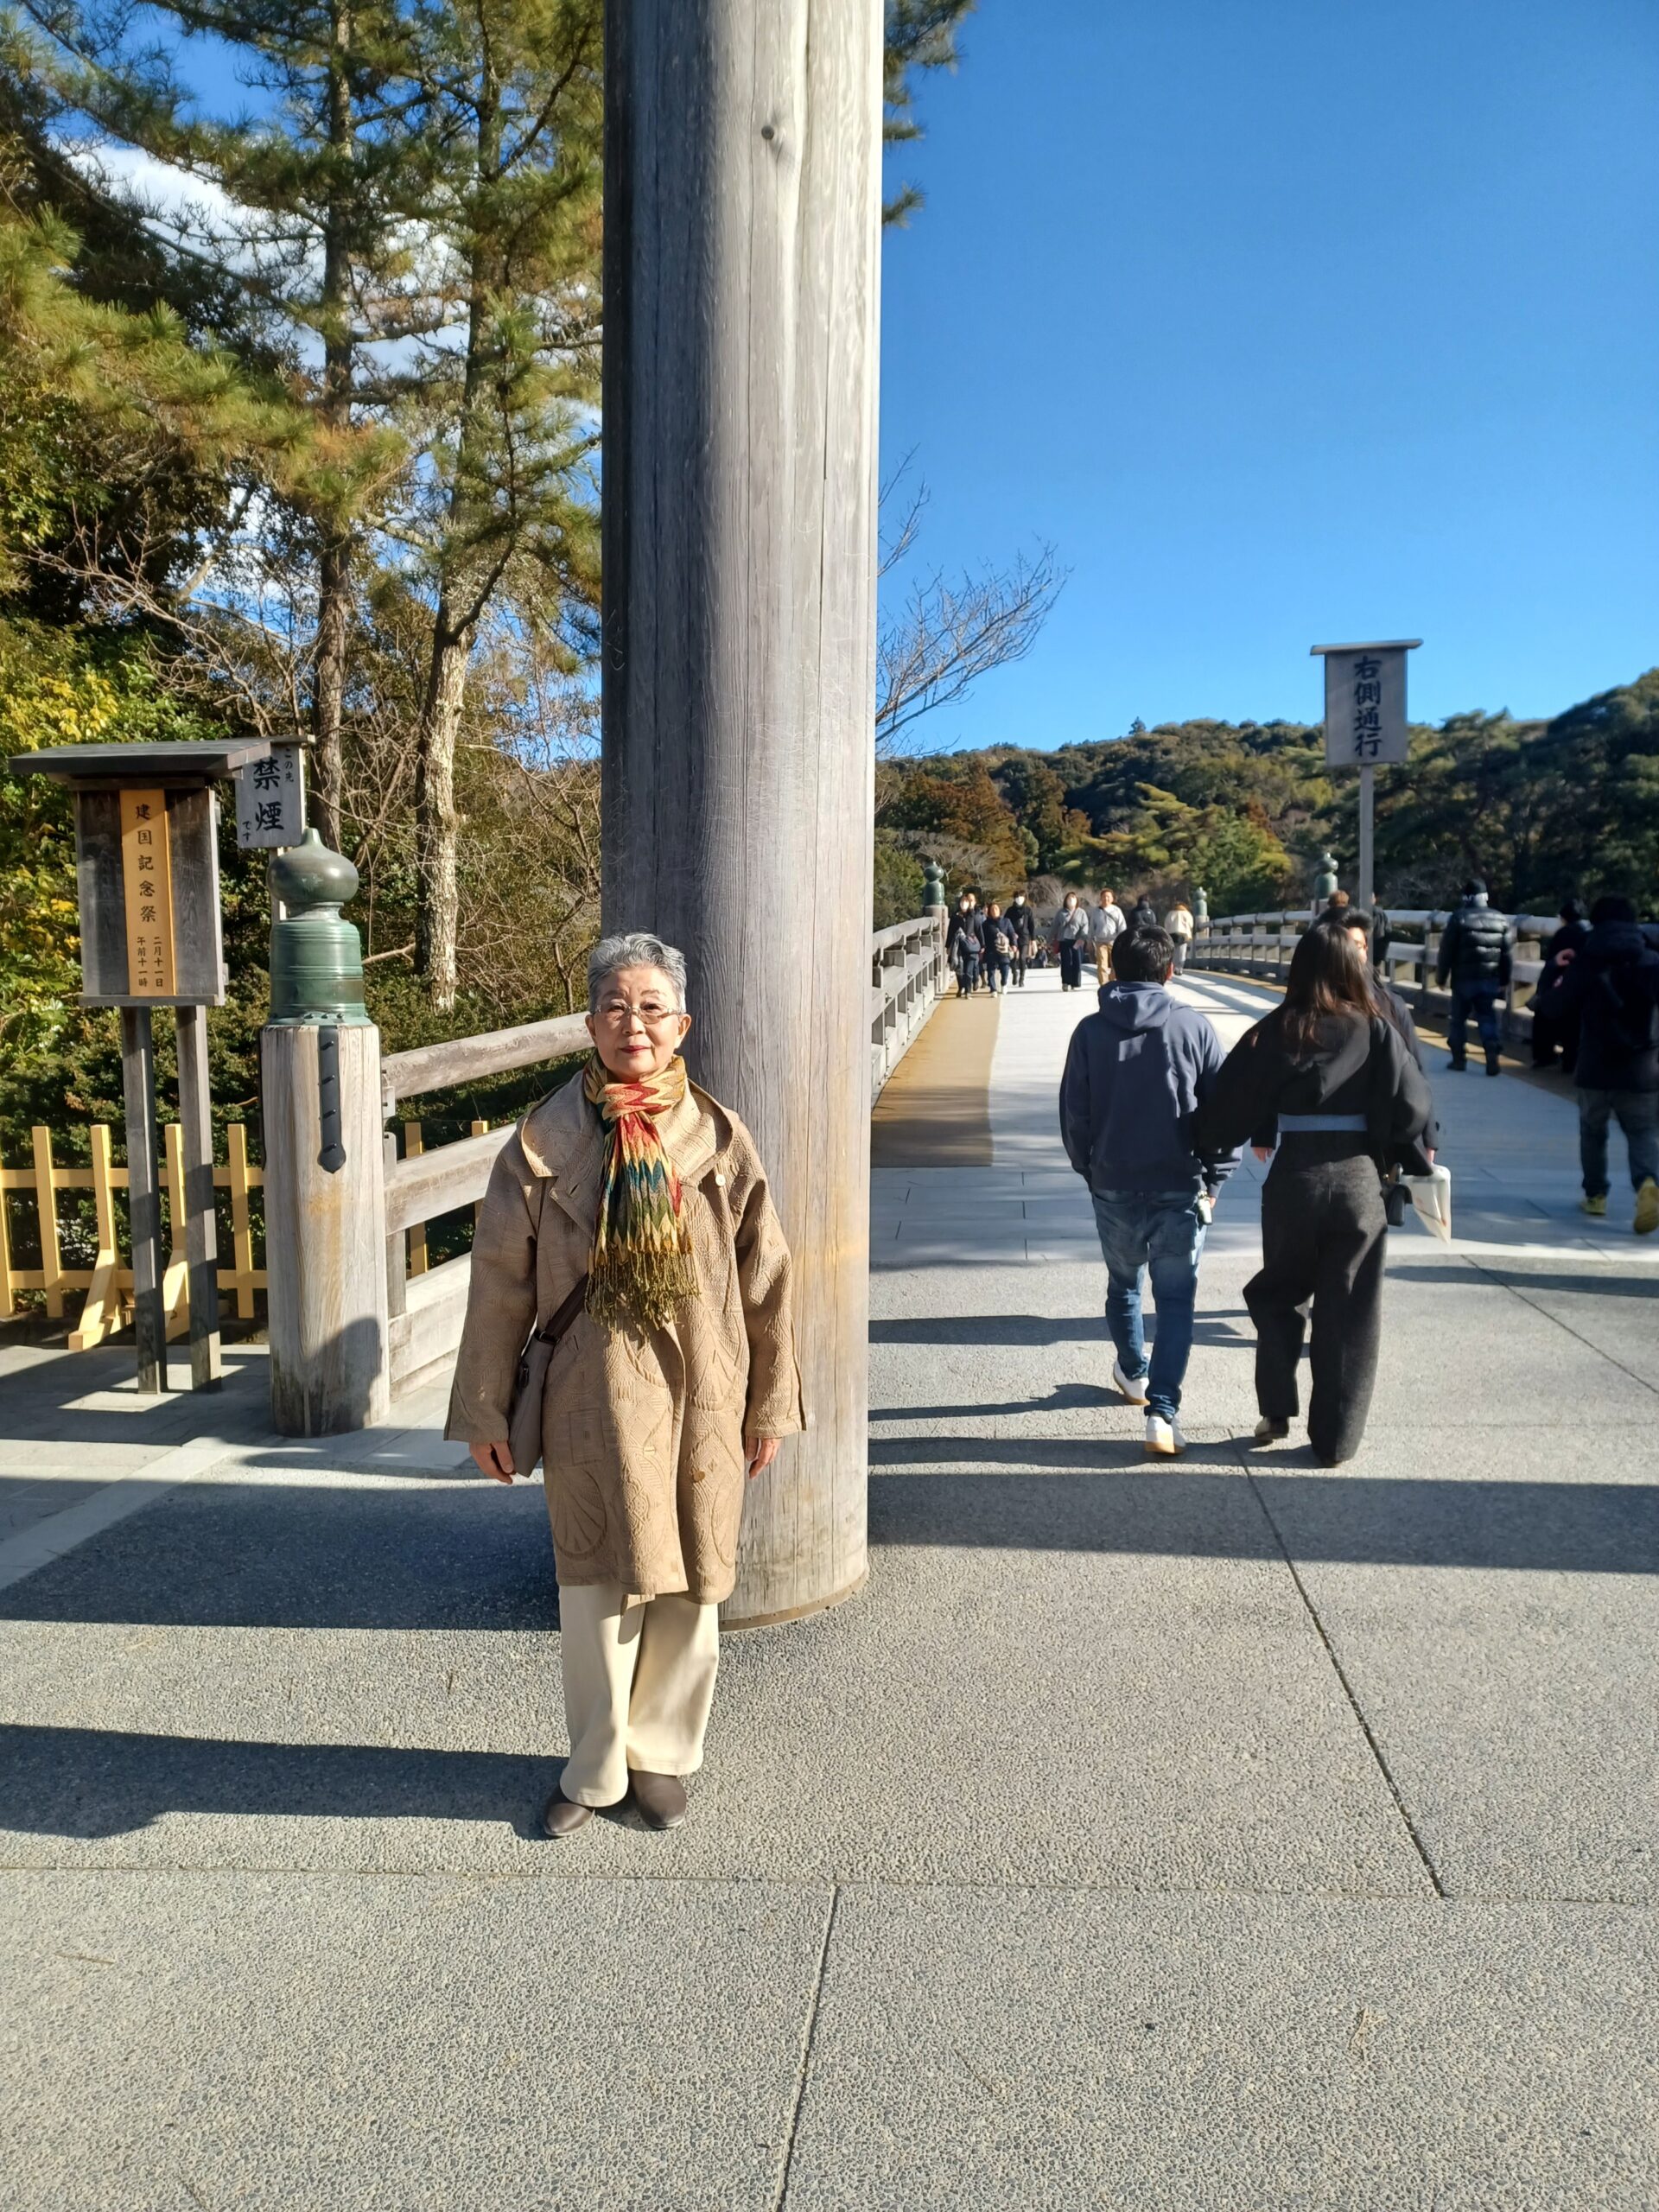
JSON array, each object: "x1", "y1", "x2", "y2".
[
  {"x1": 1531, "y1": 899, "x2": 1590, "y2": 1071},
  {"x1": 1194, "y1": 925, "x2": 1433, "y2": 1465}
]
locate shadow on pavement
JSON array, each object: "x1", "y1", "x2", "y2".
[
  {"x1": 0, "y1": 1347, "x2": 269, "y2": 1446},
  {"x1": 0, "y1": 1480, "x2": 560, "y2": 1630},
  {"x1": 870, "y1": 1313, "x2": 1254, "y2": 1349},
  {"x1": 869, "y1": 1465, "x2": 1659, "y2": 1574},
  {"x1": 0, "y1": 1722, "x2": 559, "y2": 1840},
  {"x1": 1391, "y1": 1264, "x2": 1659, "y2": 1300}
]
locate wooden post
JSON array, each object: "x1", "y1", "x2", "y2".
[
  {"x1": 175, "y1": 1003, "x2": 223, "y2": 1389},
  {"x1": 384, "y1": 1130, "x2": 407, "y2": 1322},
  {"x1": 29, "y1": 1126, "x2": 63, "y2": 1319},
  {"x1": 404, "y1": 1123, "x2": 428, "y2": 1276},
  {"x1": 119, "y1": 1007, "x2": 167, "y2": 1392},
  {"x1": 226, "y1": 1120, "x2": 257, "y2": 1320},
  {"x1": 603, "y1": 0, "x2": 881, "y2": 1626},
  {"x1": 262, "y1": 1023, "x2": 390, "y2": 1433},
  {"x1": 1357, "y1": 763, "x2": 1376, "y2": 909},
  {"x1": 0, "y1": 1136, "x2": 13, "y2": 1319},
  {"x1": 67, "y1": 1125, "x2": 120, "y2": 1351}
]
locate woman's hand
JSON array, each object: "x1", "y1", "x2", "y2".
[
  {"x1": 471, "y1": 1440, "x2": 517, "y2": 1484},
  {"x1": 745, "y1": 1435, "x2": 780, "y2": 1479},
  {"x1": 1251, "y1": 1144, "x2": 1274, "y2": 1163}
]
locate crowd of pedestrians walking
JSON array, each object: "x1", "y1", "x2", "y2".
[{"x1": 944, "y1": 869, "x2": 1659, "y2": 1460}]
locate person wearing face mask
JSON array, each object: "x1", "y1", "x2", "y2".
[
  {"x1": 448, "y1": 931, "x2": 803, "y2": 1838},
  {"x1": 1004, "y1": 890, "x2": 1036, "y2": 985},
  {"x1": 1435, "y1": 878, "x2": 1513, "y2": 1076}
]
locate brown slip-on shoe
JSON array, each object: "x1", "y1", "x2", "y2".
[
  {"x1": 540, "y1": 1789, "x2": 594, "y2": 1838},
  {"x1": 630, "y1": 1770, "x2": 688, "y2": 1829}
]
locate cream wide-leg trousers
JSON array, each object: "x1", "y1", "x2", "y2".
[{"x1": 556, "y1": 1581, "x2": 721, "y2": 1807}]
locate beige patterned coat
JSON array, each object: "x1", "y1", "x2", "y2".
[{"x1": 445, "y1": 1071, "x2": 804, "y2": 1605}]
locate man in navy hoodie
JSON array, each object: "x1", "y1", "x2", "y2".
[{"x1": 1059, "y1": 928, "x2": 1237, "y2": 1457}]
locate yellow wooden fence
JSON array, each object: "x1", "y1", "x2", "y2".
[
  {"x1": 0, "y1": 1122, "x2": 264, "y2": 1347},
  {"x1": 1, "y1": 1116, "x2": 485, "y2": 1348}
]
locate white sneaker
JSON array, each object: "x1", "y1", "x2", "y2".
[
  {"x1": 1253, "y1": 1416, "x2": 1290, "y2": 1445},
  {"x1": 1144, "y1": 1414, "x2": 1185, "y2": 1457},
  {"x1": 1112, "y1": 1357, "x2": 1148, "y2": 1406}
]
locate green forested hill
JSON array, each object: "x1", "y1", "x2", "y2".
[{"x1": 874, "y1": 670, "x2": 1659, "y2": 921}]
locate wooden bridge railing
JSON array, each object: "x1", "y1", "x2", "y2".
[
  {"x1": 870, "y1": 912, "x2": 948, "y2": 1092},
  {"x1": 1188, "y1": 906, "x2": 1562, "y2": 1044}
]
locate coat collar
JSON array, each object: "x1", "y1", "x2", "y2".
[{"x1": 519, "y1": 1064, "x2": 721, "y2": 1230}]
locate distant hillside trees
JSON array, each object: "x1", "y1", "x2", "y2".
[{"x1": 874, "y1": 671, "x2": 1659, "y2": 925}]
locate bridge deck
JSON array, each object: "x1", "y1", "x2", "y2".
[{"x1": 2, "y1": 969, "x2": 1656, "y2": 2207}]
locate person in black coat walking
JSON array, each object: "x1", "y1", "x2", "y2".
[
  {"x1": 982, "y1": 902, "x2": 1014, "y2": 995},
  {"x1": 1531, "y1": 895, "x2": 1659, "y2": 1230},
  {"x1": 1129, "y1": 896, "x2": 1160, "y2": 934},
  {"x1": 1435, "y1": 879, "x2": 1513, "y2": 1075},
  {"x1": 947, "y1": 898, "x2": 984, "y2": 995},
  {"x1": 1052, "y1": 893, "x2": 1092, "y2": 990},
  {"x1": 1530, "y1": 899, "x2": 1590, "y2": 1071},
  {"x1": 1004, "y1": 893, "x2": 1037, "y2": 985},
  {"x1": 1194, "y1": 925, "x2": 1433, "y2": 1465}
]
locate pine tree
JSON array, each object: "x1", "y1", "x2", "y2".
[
  {"x1": 15, "y1": 0, "x2": 423, "y2": 841},
  {"x1": 396, "y1": 0, "x2": 601, "y2": 1007}
]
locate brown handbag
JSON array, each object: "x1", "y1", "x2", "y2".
[{"x1": 506, "y1": 1272, "x2": 588, "y2": 1476}]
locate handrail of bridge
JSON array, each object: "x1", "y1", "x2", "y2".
[
  {"x1": 1187, "y1": 905, "x2": 1564, "y2": 1043},
  {"x1": 381, "y1": 1013, "x2": 590, "y2": 1118},
  {"x1": 870, "y1": 911, "x2": 948, "y2": 1093},
  {"x1": 375, "y1": 912, "x2": 949, "y2": 1392}
]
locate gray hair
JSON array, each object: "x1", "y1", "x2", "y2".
[{"x1": 587, "y1": 931, "x2": 689, "y2": 1014}]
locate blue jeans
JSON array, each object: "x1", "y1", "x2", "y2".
[
  {"x1": 1580, "y1": 1089, "x2": 1659, "y2": 1198},
  {"x1": 1090, "y1": 1189, "x2": 1207, "y2": 1420},
  {"x1": 1448, "y1": 982, "x2": 1501, "y2": 1062}
]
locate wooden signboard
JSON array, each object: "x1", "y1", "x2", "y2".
[
  {"x1": 75, "y1": 785, "x2": 226, "y2": 1007},
  {"x1": 8, "y1": 740, "x2": 265, "y2": 1394},
  {"x1": 1311, "y1": 639, "x2": 1422, "y2": 909},
  {"x1": 119, "y1": 789, "x2": 177, "y2": 995},
  {"x1": 234, "y1": 745, "x2": 304, "y2": 849},
  {"x1": 1316, "y1": 642, "x2": 1419, "y2": 771}
]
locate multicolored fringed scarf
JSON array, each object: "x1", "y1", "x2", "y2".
[{"x1": 581, "y1": 1053, "x2": 701, "y2": 1332}]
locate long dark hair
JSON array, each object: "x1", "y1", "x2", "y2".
[{"x1": 1281, "y1": 924, "x2": 1375, "y2": 1056}]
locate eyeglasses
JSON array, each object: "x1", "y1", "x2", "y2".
[{"x1": 596, "y1": 998, "x2": 684, "y2": 1028}]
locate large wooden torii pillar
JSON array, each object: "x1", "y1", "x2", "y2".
[{"x1": 601, "y1": 1, "x2": 883, "y2": 1625}]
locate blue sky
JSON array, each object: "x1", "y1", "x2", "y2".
[{"x1": 878, "y1": 0, "x2": 1659, "y2": 753}]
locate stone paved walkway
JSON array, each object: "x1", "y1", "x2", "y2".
[{"x1": 2, "y1": 966, "x2": 1656, "y2": 2208}]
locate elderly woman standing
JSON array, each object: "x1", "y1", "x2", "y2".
[{"x1": 447, "y1": 931, "x2": 803, "y2": 1837}]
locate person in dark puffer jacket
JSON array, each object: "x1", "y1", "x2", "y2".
[
  {"x1": 1435, "y1": 879, "x2": 1513, "y2": 1076},
  {"x1": 1531, "y1": 895, "x2": 1659, "y2": 1232}
]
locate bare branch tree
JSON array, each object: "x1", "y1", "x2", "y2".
[{"x1": 876, "y1": 542, "x2": 1065, "y2": 755}]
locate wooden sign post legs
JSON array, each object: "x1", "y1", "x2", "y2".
[
  {"x1": 119, "y1": 1007, "x2": 167, "y2": 1393},
  {"x1": 175, "y1": 1005, "x2": 223, "y2": 1390}
]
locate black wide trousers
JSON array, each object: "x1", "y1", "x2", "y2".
[{"x1": 1245, "y1": 1141, "x2": 1388, "y2": 1464}]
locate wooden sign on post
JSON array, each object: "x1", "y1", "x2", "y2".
[
  {"x1": 10, "y1": 742, "x2": 266, "y2": 1392},
  {"x1": 234, "y1": 746, "x2": 304, "y2": 849},
  {"x1": 1312, "y1": 640, "x2": 1422, "y2": 909},
  {"x1": 119, "y1": 789, "x2": 178, "y2": 995}
]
